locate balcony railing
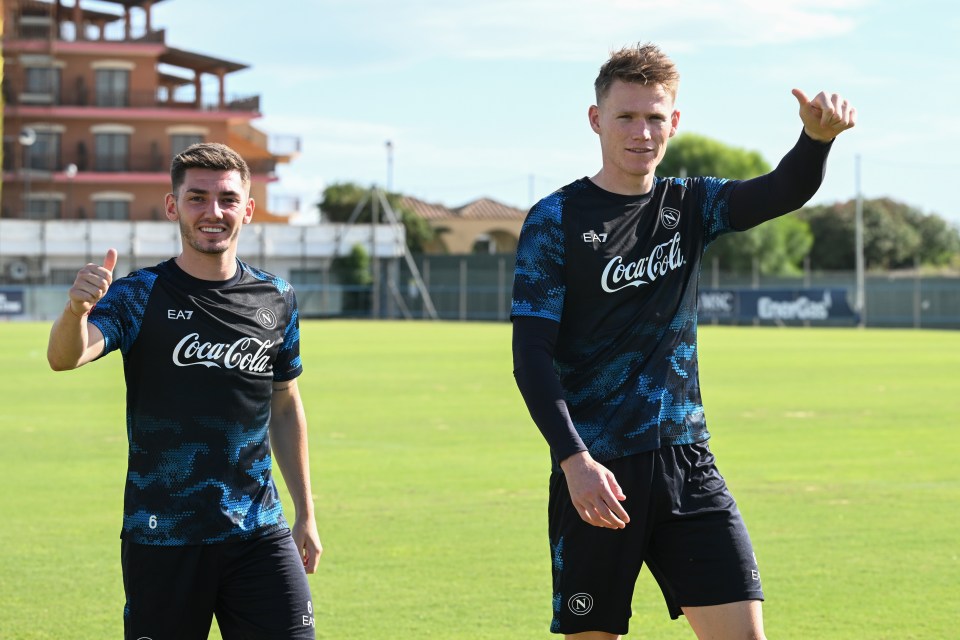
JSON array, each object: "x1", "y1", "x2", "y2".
[
  {"x1": 3, "y1": 151, "x2": 278, "y2": 176},
  {"x1": 87, "y1": 154, "x2": 277, "y2": 174},
  {"x1": 4, "y1": 85, "x2": 261, "y2": 113},
  {"x1": 10, "y1": 10, "x2": 167, "y2": 45}
]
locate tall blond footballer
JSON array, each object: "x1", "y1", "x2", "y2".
[{"x1": 511, "y1": 43, "x2": 855, "y2": 640}]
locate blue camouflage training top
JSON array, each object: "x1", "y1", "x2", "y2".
[
  {"x1": 88, "y1": 258, "x2": 302, "y2": 545},
  {"x1": 511, "y1": 176, "x2": 735, "y2": 463}
]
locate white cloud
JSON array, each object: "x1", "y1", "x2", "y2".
[{"x1": 328, "y1": 0, "x2": 867, "y2": 62}]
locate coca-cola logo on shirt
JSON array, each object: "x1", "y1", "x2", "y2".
[
  {"x1": 600, "y1": 232, "x2": 687, "y2": 293},
  {"x1": 172, "y1": 332, "x2": 274, "y2": 373}
]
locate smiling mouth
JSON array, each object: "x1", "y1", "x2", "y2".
[{"x1": 199, "y1": 226, "x2": 226, "y2": 234}]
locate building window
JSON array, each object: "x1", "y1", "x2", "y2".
[
  {"x1": 95, "y1": 69, "x2": 129, "y2": 107},
  {"x1": 94, "y1": 200, "x2": 130, "y2": 220},
  {"x1": 51, "y1": 269, "x2": 82, "y2": 286},
  {"x1": 94, "y1": 133, "x2": 129, "y2": 171},
  {"x1": 170, "y1": 133, "x2": 204, "y2": 157},
  {"x1": 24, "y1": 199, "x2": 62, "y2": 220},
  {"x1": 18, "y1": 15, "x2": 53, "y2": 40},
  {"x1": 24, "y1": 131, "x2": 61, "y2": 171},
  {"x1": 23, "y1": 67, "x2": 60, "y2": 103},
  {"x1": 2, "y1": 140, "x2": 13, "y2": 172},
  {"x1": 472, "y1": 234, "x2": 497, "y2": 255}
]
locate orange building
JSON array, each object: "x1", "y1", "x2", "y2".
[
  {"x1": 1, "y1": 0, "x2": 297, "y2": 223},
  {"x1": 400, "y1": 195, "x2": 526, "y2": 255}
]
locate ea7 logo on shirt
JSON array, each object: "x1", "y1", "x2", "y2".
[
  {"x1": 660, "y1": 207, "x2": 681, "y2": 229},
  {"x1": 582, "y1": 231, "x2": 608, "y2": 244},
  {"x1": 167, "y1": 309, "x2": 193, "y2": 320}
]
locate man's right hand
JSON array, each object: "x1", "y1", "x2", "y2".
[
  {"x1": 560, "y1": 451, "x2": 630, "y2": 529},
  {"x1": 67, "y1": 249, "x2": 117, "y2": 317}
]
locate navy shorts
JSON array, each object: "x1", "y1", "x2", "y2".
[
  {"x1": 121, "y1": 528, "x2": 315, "y2": 640},
  {"x1": 548, "y1": 441, "x2": 763, "y2": 636}
]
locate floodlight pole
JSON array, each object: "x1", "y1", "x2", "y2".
[
  {"x1": 371, "y1": 189, "x2": 380, "y2": 319},
  {"x1": 385, "y1": 140, "x2": 394, "y2": 192},
  {"x1": 854, "y1": 154, "x2": 866, "y2": 328}
]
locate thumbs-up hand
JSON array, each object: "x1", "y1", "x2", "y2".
[
  {"x1": 792, "y1": 88, "x2": 857, "y2": 142},
  {"x1": 67, "y1": 249, "x2": 118, "y2": 317}
]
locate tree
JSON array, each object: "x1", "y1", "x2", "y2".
[
  {"x1": 318, "y1": 182, "x2": 435, "y2": 253},
  {"x1": 661, "y1": 133, "x2": 812, "y2": 275},
  {"x1": 904, "y1": 208, "x2": 960, "y2": 266},
  {"x1": 797, "y1": 202, "x2": 855, "y2": 269},
  {"x1": 660, "y1": 133, "x2": 770, "y2": 179},
  {"x1": 705, "y1": 215, "x2": 813, "y2": 275},
  {"x1": 333, "y1": 243, "x2": 372, "y2": 286},
  {"x1": 798, "y1": 198, "x2": 959, "y2": 270},
  {"x1": 333, "y1": 243, "x2": 373, "y2": 313}
]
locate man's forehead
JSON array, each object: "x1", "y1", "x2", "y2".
[
  {"x1": 181, "y1": 168, "x2": 247, "y2": 192},
  {"x1": 602, "y1": 79, "x2": 675, "y2": 107}
]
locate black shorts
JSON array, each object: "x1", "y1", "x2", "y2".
[
  {"x1": 548, "y1": 441, "x2": 763, "y2": 636},
  {"x1": 121, "y1": 529, "x2": 315, "y2": 640}
]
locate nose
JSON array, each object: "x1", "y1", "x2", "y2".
[
  {"x1": 205, "y1": 199, "x2": 225, "y2": 219},
  {"x1": 631, "y1": 120, "x2": 652, "y2": 141}
]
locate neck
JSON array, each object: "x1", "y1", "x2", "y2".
[
  {"x1": 174, "y1": 252, "x2": 237, "y2": 281},
  {"x1": 590, "y1": 169, "x2": 655, "y2": 196}
]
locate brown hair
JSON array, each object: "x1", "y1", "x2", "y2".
[
  {"x1": 170, "y1": 142, "x2": 251, "y2": 195},
  {"x1": 594, "y1": 42, "x2": 680, "y2": 104}
]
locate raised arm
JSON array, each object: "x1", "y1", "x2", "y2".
[
  {"x1": 47, "y1": 249, "x2": 117, "y2": 371},
  {"x1": 726, "y1": 89, "x2": 857, "y2": 231},
  {"x1": 269, "y1": 379, "x2": 322, "y2": 573}
]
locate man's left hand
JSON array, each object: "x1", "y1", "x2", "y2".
[
  {"x1": 292, "y1": 517, "x2": 323, "y2": 574},
  {"x1": 793, "y1": 89, "x2": 857, "y2": 142}
]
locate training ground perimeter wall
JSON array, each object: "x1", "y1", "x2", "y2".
[
  {"x1": 342, "y1": 254, "x2": 960, "y2": 328},
  {"x1": 1, "y1": 241, "x2": 959, "y2": 329},
  {"x1": 0, "y1": 218, "x2": 404, "y2": 319}
]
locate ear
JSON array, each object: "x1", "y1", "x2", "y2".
[
  {"x1": 164, "y1": 193, "x2": 178, "y2": 221},
  {"x1": 242, "y1": 198, "x2": 255, "y2": 224},
  {"x1": 669, "y1": 109, "x2": 680, "y2": 138},
  {"x1": 588, "y1": 104, "x2": 601, "y2": 134}
]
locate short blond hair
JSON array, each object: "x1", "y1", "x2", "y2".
[{"x1": 594, "y1": 42, "x2": 680, "y2": 103}]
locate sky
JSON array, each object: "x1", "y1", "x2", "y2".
[{"x1": 132, "y1": 0, "x2": 960, "y2": 225}]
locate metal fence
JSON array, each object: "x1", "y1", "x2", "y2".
[
  {"x1": 4, "y1": 252, "x2": 960, "y2": 329},
  {"x1": 287, "y1": 254, "x2": 960, "y2": 329}
]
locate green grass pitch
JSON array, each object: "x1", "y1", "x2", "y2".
[{"x1": 1, "y1": 321, "x2": 957, "y2": 639}]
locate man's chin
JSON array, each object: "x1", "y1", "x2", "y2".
[{"x1": 190, "y1": 241, "x2": 230, "y2": 256}]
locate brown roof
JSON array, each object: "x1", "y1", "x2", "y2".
[
  {"x1": 400, "y1": 197, "x2": 453, "y2": 221},
  {"x1": 160, "y1": 46, "x2": 249, "y2": 75},
  {"x1": 401, "y1": 196, "x2": 526, "y2": 221},
  {"x1": 92, "y1": 0, "x2": 173, "y2": 8}
]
